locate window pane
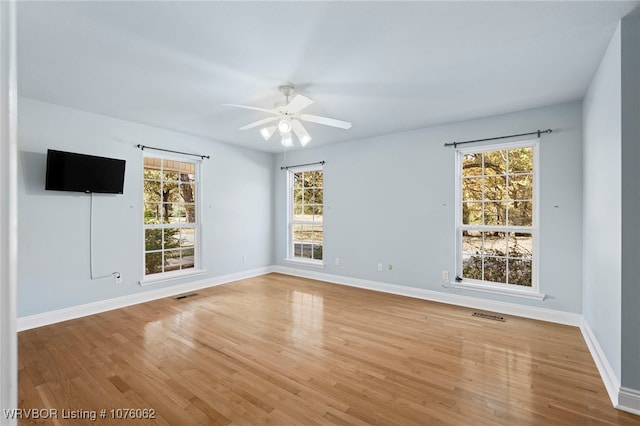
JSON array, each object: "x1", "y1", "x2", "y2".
[
  {"x1": 312, "y1": 244, "x2": 323, "y2": 260},
  {"x1": 485, "y1": 176, "x2": 506, "y2": 201},
  {"x1": 143, "y1": 168, "x2": 161, "y2": 180},
  {"x1": 294, "y1": 189, "x2": 303, "y2": 206},
  {"x1": 145, "y1": 229, "x2": 163, "y2": 251},
  {"x1": 180, "y1": 228, "x2": 195, "y2": 248},
  {"x1": 164, "y1": 228, "x2": 181, "y2": 249},
  {"x1": 304, "y1": 188, "x2": 315, "y2": 203},
  {"x1": 462, "y1": 230, "x2": 482, "y2": 254},
  {"x1": 462, "y1": 178, "x2": 483, "y2": 201},
  {"x1": 484, "y1": 202, "x2": 506, "y2": 225},
  {"x1": 168, "y1": 203, "x2": 182, "y2": 223},
  {"x1": 508, "y1": 147, "x2": 533, "y2": 173},
  {"x1": 312, "y1": 171, "x2": 323, "y2": 188},
  {"x1": 462, "y1": 202, "x2": 482, "y2": 225},
  {"x1": 179, "y1": 161, "x2": 195, "y2": 176},
  {"x1": 484, "y1": 257, "x2": 506, "y2": 284},
  {"x1": 313, "y1": 205, "x2": 323, "y2": 222},
  {"x1": 184, "y1": 204, "x2": 196, "y2": 223},
  {"x1": 303, "y1": 172, "x2": 314, "y2": 188},
  {"x1": 508, "y1": 232, "x2": 532, "y2": 258},
  {"x1": 145, "y1": 252, "x2": 163, "y2": 275},
  {"x1": 483, "y1": 150, "x2": 507, "y2": 175},
  {"x1": 180, "y1": 183, "x2": 195, "y2": 203},
  {"x1": 301, "y1": 243, "x2": 313, "y2": 258},
  {"x1": 164, "y1": 250, "x2": 180, "y2": 272},
  {"x1": 303, "y1": 205, "x2": 313, "y2": 215},
  {"x1": 507, "y1": 201, "x2": 533, "y2": 226},
  {"x1": 293, "y1": 172, "x2": 303, "y2": 189},
  {"x1": 462, "y1": 153, "x2": 482, "y2": 177},
  {"x1": 508, "y1": 174, "x2": 532, "y2": 200},
  {"x1": 143, "y1": 181, "x2": 161, "y2": 202},
  {"x1": 144, "y1": 203, "x2": 162, "y2": 224},
  {"x1": 462, "y1": 254, "x2": 482, "y2": 280},
  {"x1": 163, "y1": 181, "x2": 180, "y2": 202},
  {"x1": 181, "y1": 248, "x2": 195, "y2": 270},
  {"x1": 311, "y1": 225, "x2": 323, "y2": 243},
  {"x1": 484, "y1": 232, "x2": 507, "y2": 256},
  {"x1": 294, "y1": 243, "x2": 302, "y2": 257},
  {"x1": 508, "y1": 258, "x2": 532, "y2": 286},
  {"x1": 313, "y1": 188, "x2": 323, "y2": 205}
]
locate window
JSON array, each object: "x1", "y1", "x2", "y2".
[
  {"x1": 143, "y1": 156, "x2": 200, "y2": 278},
  {"x1": 456, "y1": 141, "x2": 538, "y2": 293},
  {"x1": 287, "y1": 166, "x2": 323, "y2": 264}
]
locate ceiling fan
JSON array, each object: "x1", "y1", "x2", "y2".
[{"x1": 222, "y1": 85, "x2": 352, "y2": 148}]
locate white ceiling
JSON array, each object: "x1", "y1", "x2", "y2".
[{"x1": 17, "y1": 1, "x2": 639, "y2": 153}]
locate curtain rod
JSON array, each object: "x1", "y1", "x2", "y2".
[
  {"x1": 137, "y1": 144, "x2": 210, "y2": 159},
  {"x1": 280, "y1": 160, "x2": 325, "y2": 170},
  {"x1": 444, "y1": 129, "x2": 552, "y2": 148}
]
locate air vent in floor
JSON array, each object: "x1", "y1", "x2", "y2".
[
  {"x1": 174, "y1": 293, "x2": 199, "y2": 300},
  {"x1": 472, "y1": 312, "x2": 505, "y2": 322}
]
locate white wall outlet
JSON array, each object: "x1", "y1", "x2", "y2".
[
  {"x1": 377, "y1": 263, "x2": 383, "y2": 271},
  {"x1": 335, "y1": 257, "x2": 340, "y2": 266},
  {"x1": 442, "y1": 270, "x2": 449, "y2": 282},
  {"x1": 115, "y1": 273, "x2": 123, "y2": 284}
]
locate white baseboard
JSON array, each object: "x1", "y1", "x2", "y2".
[
  {"x1": 17, "y1": 266, "x2": 274, "y2": 331},
  {"x1": 579, "y1": 319, "x2": 620, "y2": 407},
  {"x1": 273, "y1": 266, "x2": 582, "y2": 326},
  {"x1": 619, "y1": 387, "x2": 640, "y2": 415}
]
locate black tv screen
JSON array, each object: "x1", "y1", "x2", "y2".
[{"x1": 45, "y1": 149, "x2": 126, "y2": 194}]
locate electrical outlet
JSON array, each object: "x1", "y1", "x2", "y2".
[
  {"x1": 115, "y1": 273, "x2": 123, "y2": 284},
  {"x1": 442, "y1": 270, "x2": 449, "y2": 282},
  {"x1": 377, "y1": 263, "x2": 383, "y2": 271},
  {"x1": 335, "y1": 257, "x2": 340, "y2": 266}
]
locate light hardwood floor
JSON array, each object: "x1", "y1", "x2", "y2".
[{"x1": 18, "y1": 273, "x2": 640, "y2": 425}]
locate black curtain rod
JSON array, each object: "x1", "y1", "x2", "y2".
[
  {"x1": 137, "y1": 144, "x2": 210, "y2": 159},
  {"x1": 280, "y1": 160, "x2": 325, "y2": 170},
  {"x1": 444, "y1": 129, "x2": 552, "y2": 148}
]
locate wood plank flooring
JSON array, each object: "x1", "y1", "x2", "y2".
[{"x1": 17, "y1": 273, "x2": 640, "y2": 425}]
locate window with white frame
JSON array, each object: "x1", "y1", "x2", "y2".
[
  {"x1": 287, "y1": 166, "x2": 323, "y2": 263},
  {"x1": 457, "y1": 141, "x2": 538, "y2": 290},
  {"x1": 143, "y1": 156, "x2": 199, "y2": 277}
]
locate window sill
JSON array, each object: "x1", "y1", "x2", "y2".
[
  {"x1": 139, "y1": 269, "x2": 207, "y2": 286},
  {"x1": 450, "y1": 280, "x2": 545, "y2": 301},
  {"x1": 284, "y1": 258, "x2": 325, "y2": 269}
]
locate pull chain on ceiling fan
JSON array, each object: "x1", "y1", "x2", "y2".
[{"x1": 222, "y1": 85, "x2": 352, "y2": 147}]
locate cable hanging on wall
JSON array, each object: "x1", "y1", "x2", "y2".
[
  {"x1": 280, "y1": 160, "x2": 325, "y2": 170},
  {"x1": 136, "y1": 144, "x2": 210, "y2": 159},
  {"x1": 444, "y1": 129, "x2": 552, "y2": 148}
]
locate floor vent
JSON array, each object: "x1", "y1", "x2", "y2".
[
  {"x1": 472, "y1": 312, "x2": 505, "y2": 322},
  {"x1": 174, "y1": 293, "x2": 199, "y2": 301}
]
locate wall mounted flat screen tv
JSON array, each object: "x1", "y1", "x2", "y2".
[{"x1": 45, "y1": 149, "x2": 126, "y2": 194}]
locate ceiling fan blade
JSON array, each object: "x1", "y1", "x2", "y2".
[
  {"x1": 239, "y1": 116, "x2": 279, "y2": 130},
  {"x1": 284, "y1": 95, "x2": 314, "y2": 113},
  {"x1": 300, "y1": 114, "x2": 352, "y2": 130},
  {"x1": 291, "y1": 119, "x2": 312, "y2": 146},
  {"x1": 221, "y1": 103, "x2": 275, "y2": 114}
]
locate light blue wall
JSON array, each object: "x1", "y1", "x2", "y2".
[
  {"x1": 275, "y1": 102, "x2": 583, "y2": 313},
  {"x1": 582, "y1": 24, "x2": 622, "y2": 381},
  {"x1": 17, "y1": 97, "x2": 274, "y2": 317},
  {"x1": 620, "y1": 11, "x2": 640, "y2": 391}
]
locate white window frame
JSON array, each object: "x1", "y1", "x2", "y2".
[
  {"x1": 140, "y1": 154, "x2": 204, "y2": 285},
  {"x1": 285, "y1": 164, "x2": 324, "y2": 267},
  {"x1": 454, "y1": 139, "x2": 544, "y2": 300}
]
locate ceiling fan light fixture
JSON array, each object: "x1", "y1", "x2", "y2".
[
  {"x1": 278, "y1": 118, "x2": 292, "y2": 134},
  {"x1": 281, "y1": 134, "x2": 293, "y2": 147},
  {"x1": 299, "y1": 134, "x2": 311, "y2": 147},
  {"x1": 260, "y1": 126, "x2": 276, "y2": 140}
]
